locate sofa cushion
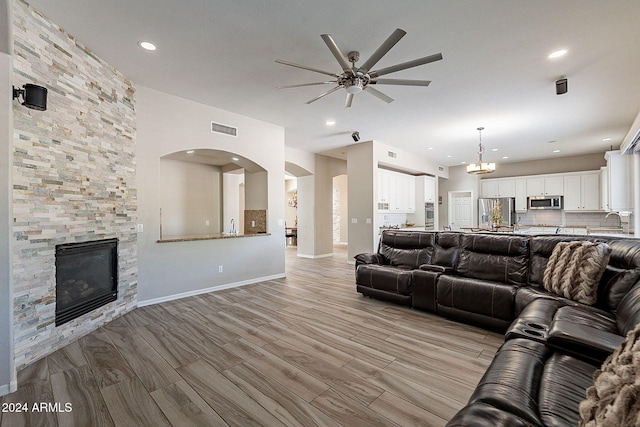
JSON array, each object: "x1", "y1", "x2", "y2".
[
  {"x1": 355, "y1": 264, "x2": 413, "y2": 296},
  {"x1": 615, "y1": 281, "x2": 640, "y2": 335},
  {"x1": 538, "y1": 352, "x2": 598, "y2": 427},
  {"x1": 597, "y1": 267, "x2": 640, "y2": 313},
  {"x1": 529, "y1": 235, "x2": 596, "y2": 286},
  {"x1": 379, "y1": 246, "x2": 431, "y2": 269},
  {"x1": 378, "y1": 230, "x2": 435, "y2": 269},
  {"x1": 456, "y1": 234, "x2": 529, "y2": 285},
  {"x1": 543, "y1": 241, "x2": 611, "y2": 305},
  {"x1": 579, "y1": 323, "x2": 640, "y2": 427},
  {"x1": 432, "y1": 232, "x2": 461, "y2": 267},
  {"x1": 466, "y1": 338, "x2": 551, "y2": 426},
  {"x1": 437, "y1": 275, "x2": 517, "y2": 323}
]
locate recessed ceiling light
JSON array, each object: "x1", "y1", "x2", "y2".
[
  {"x1": 602, "y1": 137, "x2": 612, "y2": 142},
  {"x1": 231, "y1": 157, "x2": 239, "y2": 161},
  {"x1": 446, "y1": 155, "x2": 452, "y2": 158},
  {"x1": 553, "y1": 149, "x2": 561, "y2": 153},
  {"x1": 138, "y1": 41, "x2": 157, "y2": 51},
  {"x1": 548, "y1": 49, "x2": 567, "y2": 59},
  {"x1": 325, "y1": 120, "x2": 335, "y2": 126},
  {"x1": 461, "y1": 161, "x2": 467, "y2": 164},
  {"x1": 427, "y1": 147, "x2": 434, "y2": 150},
  {"x1": 491, "y1": 148, "x2": 498, "y2": 152},
  {"x1": 502, "y1": 156, "x2": 509, "y2": 159},
  {"x1": 186, "y1": 150, "x2": 195, "y2": 154}
]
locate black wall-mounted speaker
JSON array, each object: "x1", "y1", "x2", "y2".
[
  {"x1": 351, "y1": 131, "x2": 360, "y2": 142},
  {"x1": 556, "y1": 78, "x2": 568, "y2": 95}
]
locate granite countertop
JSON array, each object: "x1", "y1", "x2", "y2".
[{"x1": 157, "y1": 232, "x2": 270, "y2": 243}]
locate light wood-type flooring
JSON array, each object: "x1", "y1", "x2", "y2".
[{"x1": 1, "y1": 245, "x2": 503, "y2": 426}]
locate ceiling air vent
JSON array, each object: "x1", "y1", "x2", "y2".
[
  {"x1": 387, "y1": 151, "x2": 397, "y2": 159},
  {"x1": 211, "y1": 121, "x2": 238, "y2": 137}
]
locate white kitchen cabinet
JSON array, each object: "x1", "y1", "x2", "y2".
[
  {"x1": 481, "y1": 178, "x2": 516, "y2": 197},
  {"x1": 424, "y1": 176, "x2": 436, "y2": 203},
  {"x1": 563, "y1": 172, "x2": 600, "y2": 212},
  {"x1": 515, "y1": 178, "x2": 527, "y2": 212},
  {"x1": 526, "y1": 175, "x2": 564, "y2": 196},
  {"x1": 377, "y1": 169, "x2": 416, "y2": 213},
  {"x1": 600, "y1": 166, "x2": 609, "y2": 211},
  {"x1": 605, "y1": 151, "x2": 634, "y2": 212}
]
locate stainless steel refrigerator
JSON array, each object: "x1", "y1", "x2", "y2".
[{"x1": 478, "y1": 197, "x2": 516, "y2": 228}]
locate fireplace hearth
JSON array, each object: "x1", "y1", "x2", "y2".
[{"x1": 55, "y1": 238, "x2": 118, "y2": 326}]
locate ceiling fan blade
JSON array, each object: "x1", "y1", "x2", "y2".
[
  {"x1": 305, "y1": 86, "x2": 342, "y2": 104},
  {"x1": 370, "y1": 53, "x2": 443, "y2": 78},
  {"x1": 345, "y1": 93, "x2": 354, "y2": 108},
  {"x1": 277, "y1": 81, "x2": 337, "y2": 89},
  {"x1": 275, "y1": 59, "x2": 340, "y2": 78},
  {"x1": 371, "y1": 78, "x2": 431, "y2": 86},
  {"x1": 364, "y1": 86, "x2": 394, "y2": 103},
  {"x1": 320, "y1": 34, "x2": 354, "y2": 75},
  {"x1": 359, "y1": 28, "x2": 406, "y2": 74}
]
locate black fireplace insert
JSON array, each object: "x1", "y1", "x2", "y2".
[{"x1": 55, "y1": 238, "x2": 118, "y2": 326}]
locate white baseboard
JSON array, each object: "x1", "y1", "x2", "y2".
[
  {"x1": 0, "y1": 380, "x2": 17, "y2": 397},
  {"x1": 137, "y1": 273, "x2": 286, "y2": 307},
  {"x1": 297, "y1": 253, "x2": 334, "y2": 259}
]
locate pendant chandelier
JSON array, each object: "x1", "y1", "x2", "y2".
[{"x1": 466, "y1": 126, "x2": 496, "y2": 174}]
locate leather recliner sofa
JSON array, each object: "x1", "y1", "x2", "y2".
[{"x1": 355, "y1": 230, "x2": 640, "y2": 426}]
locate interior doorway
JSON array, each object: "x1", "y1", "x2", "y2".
[
  {"x1": 448, "y1": 190, "x2": 474, "y2": 230},
  {"x1": 332, "y1": 174, "x2": 348, "y2": 246}
]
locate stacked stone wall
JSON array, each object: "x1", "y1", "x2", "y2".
[{"x1": 12, "y1": 0, "x2": 137, "y2": 369}]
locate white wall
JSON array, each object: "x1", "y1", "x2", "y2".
[
  {"x1": 160, "y1": 159, "x2": 221, "y2": 236},
  {"x1": 347, "y1": 142, "x2": 377, "y2": 259},
  {"x1": 484, "y1": 153, "x2": 606, "y2": 179},
  {"x1": 375, "y1": 140, "x2": 449, "y2": 178},
  {"x1": 136, "y1": 86, "x2": 285, "y2": 304},
  {"x1": 439, "y1": 165, "x2": 480, "y2": 228},
  {"x1": 223, "y1": 171, "x2": 244, "y2": 233},
  {"x1": 0, "y1": 35, "x2": 15, "y2": 394}
]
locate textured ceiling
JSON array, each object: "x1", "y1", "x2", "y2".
[{"x1": 25, "y1": 0, "x2": 640, "y2": 166}]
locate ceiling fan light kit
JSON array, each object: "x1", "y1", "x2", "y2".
[
  {"x1": 276, "y1": 28, "x2": 442, "y2": 108},
  {"x1": 467, "y1": 127, "x2": 496, "y2": 174}
]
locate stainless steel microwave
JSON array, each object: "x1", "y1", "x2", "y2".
[{"x1": 528, "y1": 196, "x2": 563, "y2": 210}]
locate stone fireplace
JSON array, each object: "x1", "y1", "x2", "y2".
[
  {"x1": 55, "y1": 239, "x2": 119, "y2": 326},
  {"x1": 11, "y1": 1, "x2": 138, "y2": 369}
]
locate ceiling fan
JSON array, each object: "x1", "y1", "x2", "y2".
[{"x1": 276, "y1": 28, "x2": 442, "y2": 108}]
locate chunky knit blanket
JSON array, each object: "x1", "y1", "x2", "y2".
[
  {"x1": 543, "y1": 241, "x2": 611, "y2": 305},
  {"x1": 580, "y1": 323, "x2": 640, "y2": 427}
]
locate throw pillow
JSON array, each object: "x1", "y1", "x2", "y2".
[
  {"x1": 579, "y1": 323, "x2": 640, "y2": 427},
  {"x1": 543, "y1": 241, "x2": 611, "y2": 305}
]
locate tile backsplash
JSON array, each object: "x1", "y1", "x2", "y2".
[{"x1": 518, "y1": 210, "x2": 624, "y2": 228}]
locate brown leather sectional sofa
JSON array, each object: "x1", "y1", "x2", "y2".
[{"x1": 355, "y1": 230, "x2": 640, "y2": 426}]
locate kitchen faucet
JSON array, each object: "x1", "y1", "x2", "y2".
[{"x1": 605, "y1": 211, "x2": 622, "y2": 228}]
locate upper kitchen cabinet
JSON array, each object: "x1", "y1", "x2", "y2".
[
  {"x1": 526, "y1": 175, "x2": 564, "y2": 196},
  {"x1": 600, "y1": 167, "x2": 609, "y2": 211},
  {"x1": 605, "y1": 150, "x2": 634, "y2": 211},
  {"x1": 515, "y1": 178, "x2": 527, "y2": 212},
  {"x1": 377, "y1": 168, "x2": 416, "y2": 213},
  {"x1": 563, "y1": 172, "x2": 600, "y2": 212},
  {"x1": 481, "y1": 178, "x2": 516, "y2": 198},
  {"x1": 424, "y1": 176, "x2": 437, "y2": 203}
]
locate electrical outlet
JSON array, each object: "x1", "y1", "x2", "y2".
[
  {"x1": 205, "y1": 220, "x2": 210, "y2": 226},
  {"x1": 251, "y1": 220, "x2": 255, "y2": 227},
  {"x1": 218, "y1": 265, "x2": 223, "y2": 273},
  {"x1": 136, "y1": 224, "x2": 144, "y2": 233}
]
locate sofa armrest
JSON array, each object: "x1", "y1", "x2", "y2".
[
  {"x1": 419, "y1": 264, "x2": 455, "y2": 274},
  {"x1": 354, "y1": 252, "x2": 385, "y2": 267},
  {"x1": 547, "y1": 321, "x2": 624, "y2": 364}
]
